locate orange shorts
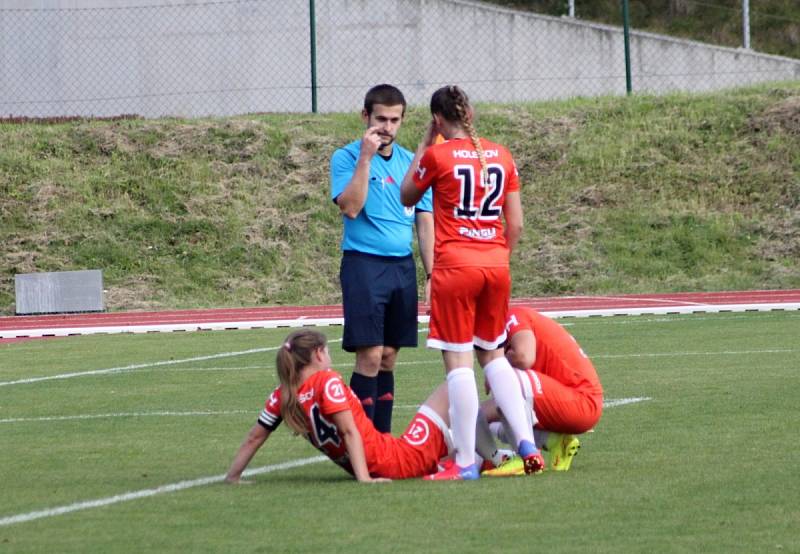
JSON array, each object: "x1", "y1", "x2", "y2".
[
  {"x1": 519, "y1": 369, "x2": 603, "y2": 434},
  {"x1": 427, "y1": 266, "x2": 511, "y2": 352},
  {"x1": 367, "y1": 408, "x2": 450, "y2": 479}
]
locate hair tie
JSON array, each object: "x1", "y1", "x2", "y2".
[{"x1": 284, "y1": 342, "x2": 291, "y2": 351}]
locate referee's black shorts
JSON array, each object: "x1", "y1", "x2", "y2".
[{"x1": 339, "y1": 250, "x2": 419, "y2": 353}]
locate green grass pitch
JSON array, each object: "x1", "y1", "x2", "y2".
[{"x1": 1, "y1": 311, "x2": 798, "y2": 553}]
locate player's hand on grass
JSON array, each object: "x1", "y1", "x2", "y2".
[
  {"x1": 225, "y1": 475, "x2": 254, "y2": 485},
  {"x1": 359, "y1": 476, "x2": 392, "y2": 484}
]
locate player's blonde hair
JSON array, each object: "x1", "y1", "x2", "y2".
[
  {"x1": 430, "y1": 85, "x2": 488, "y2": 183},
  {"x1": 275, "y1": 329, "x2": 328, "y2": 436}
]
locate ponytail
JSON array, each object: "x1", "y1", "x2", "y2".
[
  {"x1": 431, "y1": 85, "x2": 488, "y2": 184},
  {"x1": 275, "y1": 329, "x2": 328, "y2": 435}
]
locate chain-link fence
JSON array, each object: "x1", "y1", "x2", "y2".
[
  {"x1": 1, "y1": 0, "x2": 798, "y2": 119},
  {"x1": 496, "y1": 0, "x2": 800, "y2": 59}
]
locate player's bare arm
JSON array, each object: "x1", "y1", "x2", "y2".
[
  {"x1": 502, "y1": 191, "x2": 523, "y2": 254},
  {"x1": 336, "y1": 126, "x2": 382, "y2": 219},
  {"x1": 225, "y1": 424, "x2": 271, "y2": 484},
  {"x1": 505, "y1": 329, "x2": 536, "y2": 370},
  {"x1": 400, "y1": 170, "x2": 423, "y2": 207},
  {"x1": 331, "y1": 410, "x2": 391, "y2": 483},
  {"x1": 401, "y1": 121, "x2": 438, "y2": 206},
  {"x1": 415, "y1": 210, "x2": 434, "y2": 302}
]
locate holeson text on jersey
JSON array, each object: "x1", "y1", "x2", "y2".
[{"x1": 452, "y1": 149, "x2": 500, "y2": 159}]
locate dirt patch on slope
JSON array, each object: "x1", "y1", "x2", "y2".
[{"x1": 749, "y1": 96, "x2": 800, "y2": 135}]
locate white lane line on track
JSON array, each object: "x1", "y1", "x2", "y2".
[
  {"x1": 0, "y1": 456, "x2": 329, "y2": 528},
  {"x1": 0, "y1": 397, "x2": 648, "y2": 527},
  {"x1": 572, "y1": 313, "x2": 792, "y2": 326},
  {"x1": 598, "y1": 296, "x2": 709, "y2": 307},
  {"x1": 546, "y1": 303, "x2": 800, "y2": 319},
  {"x1": 4, "y1": 301, "x2": 797, "y2": 339}
]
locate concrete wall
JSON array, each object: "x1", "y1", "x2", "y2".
[{"x1": 1, "y1": 0, "x2": 798, "y2": 117}]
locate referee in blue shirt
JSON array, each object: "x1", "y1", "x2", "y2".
[{"x1": 330, "y1": 84, "x2": 433, "y2": 433}]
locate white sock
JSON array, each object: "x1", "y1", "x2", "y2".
[
  {"x1": 486, "y1": 422, "x2": 516, "y2": 465},
  {"x1": 489, "y1": 419, "x2": 519, "y2": 448},
  {"x1": 475, "y1": 409, "x2": 499, "y2": 463},
  {"x1": 484, "y1": 357, "x2": 536, "y2": 450},
  {"x1": 489, "y1": 421, "x2": 511, "y2": 445},
  {"x1": 535, "y1": 429, "x2": 549, "y2": 449},
  {"x1": 447, "y1": 367, "x2": 479, "y2": 468}
]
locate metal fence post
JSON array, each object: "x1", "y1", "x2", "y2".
[
  {"x1": 742, "y1": 0, "x2": 750, "y2": 50},
  {"x1": 622, "y1": 0, "x2": 632, "y2": 95},
  {"x1": 309, "y1": 0, "x2": 318, "y2": 113},
  {"x1": 568, "y1": 0, "x2": 575, "y2": 18}
]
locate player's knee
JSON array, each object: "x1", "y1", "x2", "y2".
[
  {"x1": 380, "y1": 348, "x2": 398, "y2": 370},
  {"x1": 355, "y1": 347, "x2": 383, "y2": 376}
]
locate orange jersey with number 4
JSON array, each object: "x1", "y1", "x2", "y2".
[
  {"x1": 257, "y1": 369, "x2": 448, "y2": 479},
  {"x1": 412, "y1": 137, "x2": 520, "y2": 268}
]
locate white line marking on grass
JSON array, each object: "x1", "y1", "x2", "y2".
[
  {"x1": 0, "y1": 395, "x2": 650, "y2": 528},
  {"x1": 0, "y1": 456, "x2": 328, "y2": 528},
  {"x1": 0, "y1": 398, "x2": 653, "y2": 424},
  {"x1": 137, "y1": 365, "x2": 271, "y2": 373},
  {"x1": 0, "y1": 337, "x2": 345, "y2": 388},
  {"x1": 0, "y1": 410, "x2": 250, "y2": 424},
  {"x1": 395, "y1": 397, "x2": 653, "y2": 411},
  {"x1": 603, "y1": 397, "x2": 652, "y2": 408},
  {"x1": 0, "y1": 347, "x2": 278, "y2": 387},
  {"x1": 573, "y1": 313, "x2": 788, "y2": 326},
  {"x1": 592, "y1": 348, "x2": 797, "y2": 359},
  {"x1": 29, "y1": 346, "x2": 787, "y2": 384},
  {"x1": 143, "y1": 359, "x2": 438, "y2": 374}
]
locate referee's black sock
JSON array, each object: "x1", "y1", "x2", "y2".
[
  {"x1": 349, "y1": 372, "x2": 377, "y2": 421},
  {"x1": 374, "y1": 371, "x2": 394, "y2": 434}
]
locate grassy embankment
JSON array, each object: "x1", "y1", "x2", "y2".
[{"x1": 1, "y1": 82, "x2": 799, "y2": 315}]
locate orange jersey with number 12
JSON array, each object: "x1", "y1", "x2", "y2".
[{"x1": 412, "y1": 137, "x2": 520, "y2": 268}]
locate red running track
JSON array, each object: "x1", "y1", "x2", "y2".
[{"x1": 2, "y1": 289, "x2": 799, "y2": 341}]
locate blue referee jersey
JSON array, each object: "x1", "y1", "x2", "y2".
[{"x1": 330, "y1": 140, "x2": 432, "y2": 257}]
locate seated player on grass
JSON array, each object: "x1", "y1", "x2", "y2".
[
  {"x1": 480, "y1": 307, "x2": 604, "y2": 477},
  {"x1": 226, "y1": 328, "x2": 461, "y2": 483}
]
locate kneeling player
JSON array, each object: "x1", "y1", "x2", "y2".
[
  {"x1": 481, "y1": 306, "x2": 604, "y2": 476},
  {"x1": 225, "y1": 329, "x2": 452, "y2": 483}
]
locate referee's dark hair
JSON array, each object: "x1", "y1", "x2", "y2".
[{"x1": 364, "y1": 84, "x2": 406, "y2": 116}]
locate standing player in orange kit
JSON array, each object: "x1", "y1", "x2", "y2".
[{"x1": 400, "y1": 85, "x2": 542, "y2": 480}]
